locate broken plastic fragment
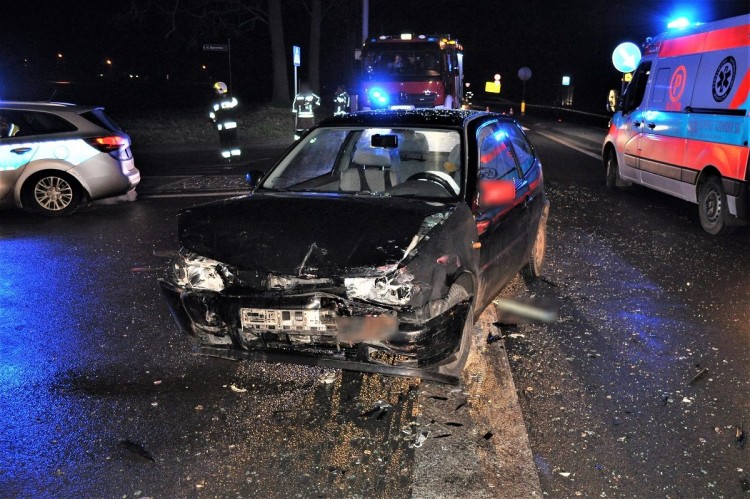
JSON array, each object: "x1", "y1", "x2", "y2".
[
  {"x1": 230, "y1": 384, "x2": 247, "y2": 393},
  {"x1": 410, "y1": 430, "x2": 429, "y2": 448},
  {"x1": 119, "y1": 439, "x2": 155, "y2": 462},
  {"x1": 318, "y1": 371, "x2": 336, "y2": 384}
]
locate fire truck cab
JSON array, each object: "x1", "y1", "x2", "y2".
[
  {"x1": 603, "y1": 14, "x2": 749, "y2": 235},
  {"x1": 359, "y1": 34, "x2": 464, "y2": 110}
]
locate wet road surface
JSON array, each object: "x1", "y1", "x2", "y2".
[{"x1": 510, "y1": 118, "x2": 750, "y2": 497}]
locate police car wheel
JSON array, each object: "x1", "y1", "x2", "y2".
[
  {"x1": 25, "y1": 172, "x2": 82, "y2": 216},
  {"x1": 605, "y1": 150, "x2": 619, "y2": 190},
  {"x1": 698, "y1": 176, "x2": 734, "y2": 235}
]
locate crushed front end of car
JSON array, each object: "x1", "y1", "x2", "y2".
[{"x1": 159, "y1": 194, "x2": 479, "y2": 384}]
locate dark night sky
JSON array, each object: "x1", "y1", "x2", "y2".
[{"x1": 1, "y1": 0, "x2": 748, "y2": 111}]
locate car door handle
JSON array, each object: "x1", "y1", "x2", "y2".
[
  {"x1": 10, "y1": 147, "x2": 32, "y2": 154},
  {"x1": 646, "y1": 122, "x2": 656, "y2": 129},
  {"x1": 633, "y1": 121, "x2": 642, "y2": 127}
]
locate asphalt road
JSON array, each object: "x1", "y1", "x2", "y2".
[
  {"x1": 515, "y1": 116, "x2": 750, "y2": 497},
  {"x1": 1, "y1": 115, "x2": 747, "y2": 497}
]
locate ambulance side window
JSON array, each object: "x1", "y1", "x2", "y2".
[
  {"x1": 622, "y1": 61, "x2": 652, "y2": 115},
  {"x1": 650, "y1": 68, "x2": 671, "y2": 105}
]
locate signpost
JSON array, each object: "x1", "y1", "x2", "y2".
[
  {"x1": 203, "y1": 39, "x2": 232, "y2": 91},
  {"x1": 485, "y1": 73, "x2": 501, "y2": 94},
  {"x1": 517, "y1": 66, "x2": 532, "y2": 115},
  {"x1": 612, "y1": 42, "x2": 641, "y2": 93},
  {"x1": 292, "y1": 45, "x2": 301, "y2": 98}
]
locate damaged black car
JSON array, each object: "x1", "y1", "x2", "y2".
[{"x1": 159, "y1": 109, "x2": 549, "y2": 383}]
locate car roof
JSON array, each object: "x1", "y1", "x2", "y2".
[
  {"x1": 0, "y1": 101, "x2": 98, "y2": 113},
  {"x1": 318, "y1": 109, "x2": 510, "y2": 129}
]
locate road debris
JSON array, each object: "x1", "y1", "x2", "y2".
[
  {"x1": 318, "y1": 371, "x2": 336, "y2": 384},
  {"x1": 688, "y1": 367, "x2": 709, "y2": 385},
  {"x1": 230, "y1": 384, "x2": 247, "y2": 393},
  {"x1": 410, "y1": 430, "x2": 429, "y2": 448},
  {"x1": 483, "y1": 431, "x2": 494, "y2": 440},
  {"x1": 736, "y1": 422, "x2": 746, "y2": 449},
  {"x1": 118, "y1": 440, "x2": 155, "y2": 462}
]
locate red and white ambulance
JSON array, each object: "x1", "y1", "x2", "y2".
[{"x1": 603, "y1": 14, "x2": 749, "y2": 234}]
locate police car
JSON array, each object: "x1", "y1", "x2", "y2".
[{"x1": 0, "y1": 101, "x2": 140, "y2": 215}]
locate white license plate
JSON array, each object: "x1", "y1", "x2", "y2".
[{"x1": 240, "y1": 308, "x2": 336, "y2": 332}]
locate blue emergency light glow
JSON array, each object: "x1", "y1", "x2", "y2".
[
  {"x1": 369, "y1": 88, "x2": 389, "y2": 106},
  {"x1": 667, "y1": 16, "x2": 691, "y2": 29}
]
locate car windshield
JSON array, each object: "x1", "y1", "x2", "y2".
[
  {"x1": 260, "y1": 126, "x2": 463, "y2": 200},
  {"x1": 364, "y1": 46, "x2": 442, "y2": 78}
]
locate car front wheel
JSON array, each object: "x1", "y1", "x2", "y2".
[
  {"x1": 605, "y1": 149, "x2": 619, "y2": 190},
  {"x1": 25, "y1": 172, "x2": 82, "y2": 216}
]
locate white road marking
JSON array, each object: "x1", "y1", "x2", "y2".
[{"x1": 535, "y1": 131, "x2": 601, "y2": 161}]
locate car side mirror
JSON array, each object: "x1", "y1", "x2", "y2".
[
  {"x1": 606, "y1": 89, "x2": 619, "y2": 113},
  {"x1": 245, "y1": 169, "x2": 265, "y2": 189},
  {"x1": 478, "y1": 179, "x2": 516, "y2": 208}
]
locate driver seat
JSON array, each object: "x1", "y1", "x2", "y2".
[{"x1": 340, "y1": 149, "x2": 398, "y2": 193}]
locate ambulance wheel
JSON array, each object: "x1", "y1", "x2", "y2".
[
  {"x1": 698, "y1": 176, "x2": 735, "y2": 235},
  {"x1": 24, "y1": 171, "x2": 82, "y2": 216},
  {"x1": 605, "y1": 149, "x2": 619, "y2": 190}
]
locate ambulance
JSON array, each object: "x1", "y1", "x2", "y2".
[{"x1": 602, "y1": 14, "x2": 749, "y2": 234}]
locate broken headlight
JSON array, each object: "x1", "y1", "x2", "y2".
[
  {"x1": 345, "y1": 268, "x2": 417, "y2": 307},
  {"x1": 172, "y1": 250, "x2": 235, "y2": 292}
]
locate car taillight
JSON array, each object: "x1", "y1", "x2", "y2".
[{"x1": 87, "y1": 136, "x2": 128, "y2": 152}]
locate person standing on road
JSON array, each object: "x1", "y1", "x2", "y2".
[
  {"x1": 209, "y1": 81, "x2": 240, "y2": 160},
  {"x1": 292, "y1": 82, "x2": 321, "y2": 140},
  {"x1": 333, "y1": 85, "x2": 350, "y2": 116}
]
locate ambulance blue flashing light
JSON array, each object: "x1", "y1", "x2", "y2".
[
  {"x1": 667, "y1": 17, "x2": 691, "y2": 29},
  {"x1": 369, "y1": 87, "x2": 389, "y2": 106}
]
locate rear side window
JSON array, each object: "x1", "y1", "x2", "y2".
[
  {"x1": 1, "y1": 110, "x2": 78, "y2": 137},
  {"x1": 80, "y1": 109, "x2": 123, "y2": 132},
  {"x1": 504, "y1": 124, "x2": 535, "y2": 175},
  {"x1": 477, "y1": 124, "x2": 519, "y2": 181}
]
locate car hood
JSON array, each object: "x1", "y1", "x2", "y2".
[{"x1": 178, "y1": 191, "x2": 455, "y2": 276}]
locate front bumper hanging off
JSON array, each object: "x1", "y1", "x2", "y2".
[{"x1": 159, "y1": 280, "x2": 470, "y2": 384}]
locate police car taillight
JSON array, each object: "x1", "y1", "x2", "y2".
[{"x1": 87, "y1": 136, "x2": 128, "y2": 152}]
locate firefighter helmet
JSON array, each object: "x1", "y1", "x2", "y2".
[{"x1": 213, "y1": 81, "x2": 228, "y2": 94}]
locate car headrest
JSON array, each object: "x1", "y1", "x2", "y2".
[{"x1": 353, "y1": 148, "x2": 392, "y2": 167}]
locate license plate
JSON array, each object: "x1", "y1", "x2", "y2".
[{"x1": 240, "y1": 308, "x2": 336, "y2": 332}]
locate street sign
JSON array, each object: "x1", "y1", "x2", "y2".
[
  {"x1": 293, "y1": 45, "x2": 301, "y2": 67},
  {"x1": 485, "y1": 81, "x2": 501, "y2": 93},
  {"x1": 612, "y1": 42, "x2": 641, "y2": 73},
  {"x1": 518, "y1": 67, "x2": 532, "y2": 81},
  {"x1": 562, "y1": 76, "x2": 571, "y2": 86},
  {"x1": 203, "y1": 44, "x2": 229, "y2": 52}
]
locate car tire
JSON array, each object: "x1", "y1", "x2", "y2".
[
  {"x1": 605, "y1": 149, "x2": 619, "y2": 190},
  {"x1": 24, "y1": 172, "x2": 82, "y2": 216},
  {"x1": 522, "y1": 201, "x2": 550, "y2": 280},
  {"x1": 698, "y1": 176, "x2": 735, "y2": 235},
  {"x1": 437, "y1": 306, "x2": 474, "y2": 378}
]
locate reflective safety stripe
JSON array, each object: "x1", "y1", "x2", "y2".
[
  {"x1": 231, "y1": 149, "x2": 241, "y2": 156},
  {"x1": 297, "y1": 111, "x2": 315, "y2": 118},
  {"x1": 213, "y1": 104, "x2": 220, "y2": 111},
  {"x1": 223, "y1": 121, "x2": 237, "y2": 129},
  {"x1": 217, "y1": 124, "x2": 223, "y2": 131},
  {"x1": 221, "y1": 151, "x2": 231, "y2": 158},
  {"x1": 209, "y1": 112, "x2": 216, "y2": 120}
]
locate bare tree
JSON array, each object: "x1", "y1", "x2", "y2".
[{"x1": 128, "y1": 0, "x2": 290, "y2": 104}]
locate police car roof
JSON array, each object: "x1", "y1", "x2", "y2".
[
  {"x1": 318, "y1": 108, "x2": 500, "y2": 128},
  {"x1": 0, "y1": 101, "x2": 100, "y2": 113}
]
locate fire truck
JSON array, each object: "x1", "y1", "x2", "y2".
[{"x1": 358, "y1": 34, "x2": 464, "y2": 110}]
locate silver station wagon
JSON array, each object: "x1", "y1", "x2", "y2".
[{"x1": 0, "y1": 101, "x2": 140, "y2": 215}]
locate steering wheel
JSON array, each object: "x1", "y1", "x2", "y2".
[{"x1": 407, "y1": 171, "x2": 460, "y2": 195}]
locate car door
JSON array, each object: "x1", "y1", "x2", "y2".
[
  {"x1": 473, "y1": 121, "x2": 531, "y2": 310},
  {"x1": 616, "y1": 60, "x2": 652, "y2": 182},
  {"x1": 638, "y1": 55, "x2": 700, "y2": 195},
  {"x1": 0, "y1": 110, "x2": 39, "y2": 201}
]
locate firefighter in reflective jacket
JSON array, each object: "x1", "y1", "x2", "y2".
[
  {"x1": 292, "y1": 82, "x2": 321, "y2": 140},
  {"x1": 209, "y1": 81, "x2": 240, "y2": 160},
  {"x1": 333, "y1": 85, "x2": 350, "y2": 116}
]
